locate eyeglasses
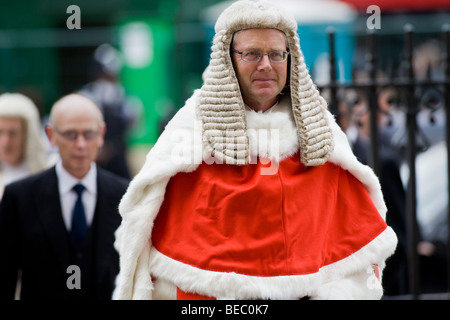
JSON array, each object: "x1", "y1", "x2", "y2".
[
  {"x1": 54, "y1": 129, "x2": 100, "y2": 141},
  {"x1": 231, "y1": 48, "x2": 289, "y2": 63}
]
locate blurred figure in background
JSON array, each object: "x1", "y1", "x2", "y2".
[
  {"x1": 0, "y1": 93, "x2": 129, "y2": 300},
  {"x1": 344, "y1": 85, "x2": 409, "y2": 296},
  {"x1": 0, "y1": 93, "x2": 48, "y2": 198},
  {"x1": 80, "y1": 43, "x2": 135, "y2": 179},
  {"x1": 411, "y1": 39, "x2": 448, "y2": 293}
]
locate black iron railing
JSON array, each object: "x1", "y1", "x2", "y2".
[{"x1": 321, "y1": 24, "x2": 450, "y2": 299}]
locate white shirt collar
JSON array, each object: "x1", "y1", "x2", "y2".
[
  {"x1": 245, "y1": 99, "x2": 280, "y2": 114},
  {"x1": 55, "y1": 160, "x2": 97, "y2": 195}
]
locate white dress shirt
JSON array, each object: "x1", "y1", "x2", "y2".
[{"x1": 55, "y1": 160, "x2": 97, "y2": 231}]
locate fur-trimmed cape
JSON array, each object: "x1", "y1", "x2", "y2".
[{"x1": 113, "y1": 92, "x2": 397, "y2": 300}]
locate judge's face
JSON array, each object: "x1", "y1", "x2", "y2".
[
  {"x1": 231, "y1": 28, "x2": 288, "y2": 112},
  {"x1": 0, "y1": 117, "x2": 25, "y2": 167}
]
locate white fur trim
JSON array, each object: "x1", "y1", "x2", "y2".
[
  {"x1": 148, "y1": 227, "x2": 397, "y2": 300},
  {"x1": 153, "y1": 278, "x2": 177, "y2": 300},
  {"x1": 246, "y1": 95, "x2": 299, "y2": 162},
  {"x1": 149, "y1": 248, "x2": 319, "y2": 300},
  {"x1": 326, "y1": 112, "x2": 387, "y2": 220}
]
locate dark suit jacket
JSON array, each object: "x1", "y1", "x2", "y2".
[{"x1": 0, "y1": 166, "x2": 129, "y2": 300}]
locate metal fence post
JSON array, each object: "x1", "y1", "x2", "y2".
[
  {"x1": 443, "y1": 24, "x2": 450, "y2": 293},
  {"x1": 327, "y1": 27, "x2": 338, "y2": 117},
  {"x1": 366, "y1": 29, "x2": 380, "y2": 176},
  {"x1": 403, "y1": 24, "x2": 420, "y2": 299}
]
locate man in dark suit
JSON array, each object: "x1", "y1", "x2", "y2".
[{"x1": 0, "y1": 93, "x2": 129, "y2": 300}]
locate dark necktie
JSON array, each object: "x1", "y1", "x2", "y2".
[{"x1": 71, "y1": 184, "x2": 87, "y2": 250}]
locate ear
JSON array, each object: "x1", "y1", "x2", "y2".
[
  {"x1": 44, "y1": 124, "x2": 56, "y2": 146},
  {"x1": 98, "y1": 123, "x2": 107, "y2": 148}
]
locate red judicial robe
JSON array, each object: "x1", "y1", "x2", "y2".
[{"x1": 152, "y1": 153, "x2": 387, "y2": 298}]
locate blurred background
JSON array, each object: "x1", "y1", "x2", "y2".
[{"x1": 1, "y1": 0, "x2": 450, "y2": 298}]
